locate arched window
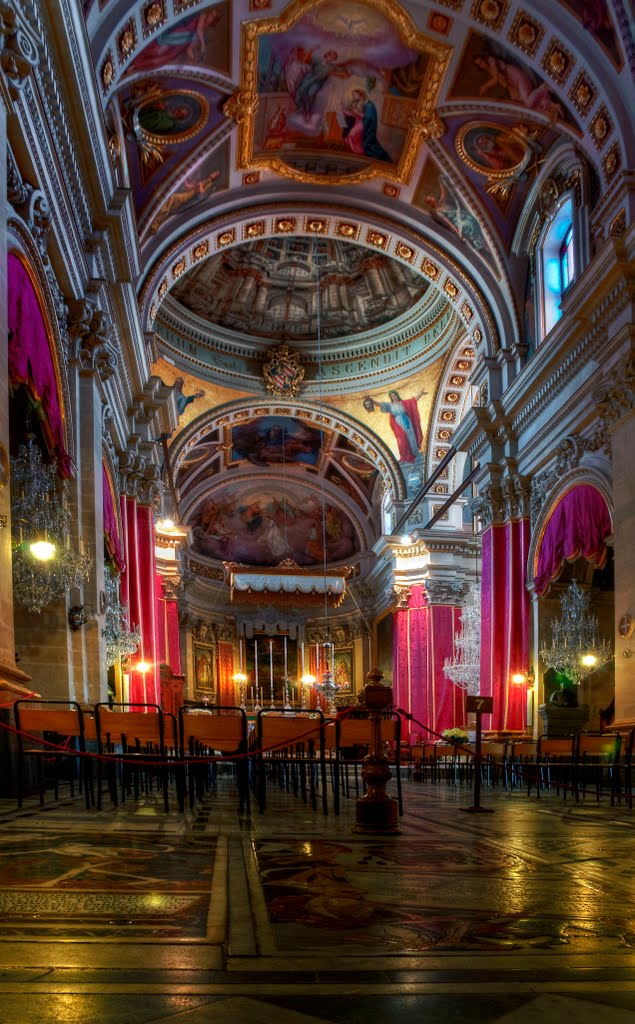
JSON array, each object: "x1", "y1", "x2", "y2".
[{"x1": 540, "y1": 196, "x2": 575, "y2": 337}]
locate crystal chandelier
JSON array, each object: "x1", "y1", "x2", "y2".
[
  {"x1": 540, "y1": 580, "x2": 613, "y2": 684},
  {"x1": 103, "y1": 564, "x2": 141, "y2": 667},
  {"x1": 444, "y1": 583, "x2": 481, "y2": 694},
  {"x1": 10, "y1": 438, "x2": 91, "y2": 613}
]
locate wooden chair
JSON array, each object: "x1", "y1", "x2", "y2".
[
  {"x1": 14, "y1": 700, "x2": 92, "y2": 809},
  {"x1": 333, "y1": 713, "x2": 402, "y2": 815},
  {"x1": 479, "y1": 740, "x2": 508, "y2": 788},
  {"x1": 94, "y1": 702, "x2": 171, "y2": 812},
  {"x1": 536, "y1": 735, "x2": 576, "y2": 799},
  {"x1": 574, "y1": 731, "x2": 621, "y2": 804},
  {"x1": 177, "y1": 704, "x2": 250, "y2": 814},
  {"x1": 255, "y1": 709, "x2": 328, "y2": 815},
  {"x1": 508, "y1": 738, "x2": 538, "y2": 795}
]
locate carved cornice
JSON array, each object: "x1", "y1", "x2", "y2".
[{"x1": 593, "y1": 352, "x2": 634, "y2": 433}]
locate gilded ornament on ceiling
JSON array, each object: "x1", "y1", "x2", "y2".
[
  {"x1": 471, "y1": 0, "x2": 509, "y2": 31},
  {"x1": 508, "y1": 10, "x2": 544, "y2": 57},
  {"x1": 216, "y1": 228, "x2": 235, "y2": 247},
  {"x1": 590, "y1": 105, "x2": 612, "y2": 149},
  {"x1": 602, "y1": 142, "x2": 621, "y2": 182},
  {"x1": 263, "y1": 345, "x2": 305, "y2": 398},
  {"x1": 541, "y1": 39, "x2": 574, "y2": 85},
  {"x1": 455, "y1": 121, "x2": 537, "y2": 200},
  {"x1": 569, "y1": 71, "x2": 596, "y2": 117}
]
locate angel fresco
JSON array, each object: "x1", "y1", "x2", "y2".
[
  {"x1": 451, "y1": 35, "x2": 570, "y2": 126},
  {"x1": 126, "y1": 9, "x2": 223, "y2": 74},
  {"x1": 417, "y1": 168, "x2": 487, "y2": 254},
  {"x1": 148, "y1": 163, "x2": 221, "y2": 235}
]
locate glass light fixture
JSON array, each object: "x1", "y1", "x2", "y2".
[
  {"x1": 10, "y1": 438, "x2": 91, "y2": 613},
  {"x1": 540, "y1": 580, "x2": 613, "y2": 685},
  {"x1": 443, "y1": 583, "x2": 482, "y2": 694},
  {"x1": 103, "y1": 564, "x2": 141, "y2": 668}
]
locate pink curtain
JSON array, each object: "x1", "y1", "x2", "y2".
[
  {"x1": 218, "y1": 641, "x2": 236, "y2": 705},
  {"x1": 102, "y1": 465, "x2": 125, "y2": 570},
  {"x1": 393, "y1": 584, "x2": 465, "y2": 741},
  {"x1": 480, "y1": 520, "x2": 529, "y2": 731},
  {"x1": 534, "y1": 484, "x2": 612, "y2": 596},
  {"x1": 154, "y1": 573, "x2": 182, "y2": 674},
  {"x1": 120, "y1": 496, "x2": 159, "y2": 706},
  {"x1": 8, "y1": 253, "x2": 71, "y2": 477}
]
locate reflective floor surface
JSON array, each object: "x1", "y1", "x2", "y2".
[{"x1": 1, "y1": 769, "x2": 635, "y2": 1023}]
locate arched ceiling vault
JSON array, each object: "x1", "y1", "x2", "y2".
[{"x1": 80, "y1": 0, "x2": 632, "y2": 578}]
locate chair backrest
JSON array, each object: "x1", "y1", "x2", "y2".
[
  {"x1": 178, "y1": 704, "x2": 247, "y2": 753},
  {"x1": 510, "y1": 739, "x2": 537, "y2": 759},
  {"x1": 95, "y1": 702, "x2": 165, "y2": 749},
  {"x1": 577, "y1": 732, "x2": 621, "y2": 759},
  {"x1": 537, "y1": 735, "x2": 575, "y2": 758},
  {"x1": 336, "y1": 714, "x2": 400, "y2": 755},
  {"x1": 14, "y1": 700, "x2": 86, "y2": 746},
  {"x1": 258, "y1": 710, "x2": 325, "y2": 751}
]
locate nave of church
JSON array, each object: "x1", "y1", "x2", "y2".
[{"x1": 0, "y1": 0, "x2": 634, "y2": 1018}]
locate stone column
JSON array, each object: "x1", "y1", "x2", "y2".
[{"x1": 596, "y1": 354, "x2": 635, "y2": 725}]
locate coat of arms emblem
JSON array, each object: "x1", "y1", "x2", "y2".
[{"x1": 263, "y1": 344, "x2": 304, "y2": 397}]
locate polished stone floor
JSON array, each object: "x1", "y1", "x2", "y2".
[{"x1": 1, "y1": 766, "x2": 635, "y2": 1023}]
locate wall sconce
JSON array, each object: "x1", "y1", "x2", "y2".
[
  {"x1": 68, "y1": 604, "x2": 96, "y2": 631},
  {"x1": 511, "y1": 668, "x2": 535, "y2": 687}
]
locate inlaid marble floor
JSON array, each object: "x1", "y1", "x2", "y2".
[{"x1": 1, "y1": 770, "x2": 635, "y2": 1023}]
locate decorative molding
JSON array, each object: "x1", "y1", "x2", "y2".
[
  {"x1": 393, "y1": 585, "x2": 411, "y2": 609},
  {"x1": 423, "y1": 577, "x2": 468, "y2": 605},
  {"x1": 0, "y1": 0, "x2": 40, "y2": 97}
]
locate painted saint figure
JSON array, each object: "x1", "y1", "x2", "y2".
[
  {"x1": 341, "y1": 89, "x2": 391, "y2": 161},
  {"x1": 363, "y1": 389, "x2": 426, "y2": 463}
]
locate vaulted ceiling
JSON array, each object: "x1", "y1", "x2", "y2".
[{"x1": 82, "y1": 0, "x2": 631, "y2": 576}]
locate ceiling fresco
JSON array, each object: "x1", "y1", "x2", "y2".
[
  {"x1": 83, "y1": 0, "x2": 630, "y2": 578},
  {"x1": 188, "y1": 480, "x2": 363, "y2": 566},
  {"x1": 169, "y1": 236, "x2": 431, "y2": 340}
]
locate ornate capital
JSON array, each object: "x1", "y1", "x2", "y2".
[
  {"x1": 424, "y1": 577, "x2": 469, "y2": 606},
  {"x1": 594, "y1": 353, "x2": 634, "y2": 431},
  {"x1": 503, "y1": 473, "x2": 531, "y2": 520},
  {"x1": 68, "y1": 299, "x2": 118, "y2": 381},
  {"x1": 472, "y1": 479, "x2": 505, "y2": 528},
  {"x1": 161, "y1": 574, "x2": 182, "y2": 601},
  {"x1": 223, "y1": 89, "x2": 258, "y2": 125},
  {"x1": 0, "y1": 1, "x2": 40, "y2": 98},
  {"x1": 393, "y1": 584, "x2": 411, "y2": 609}
]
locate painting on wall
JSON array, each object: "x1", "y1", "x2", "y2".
[
  {"x1": 190, "y1": 482, "x2": 359, "y2": 566},
  {"x1": 413, "y1": 158, "x2": 490, "y2": 257},
  {"x1": 450, "y1": 32, "x2": 578, "y2": 129},
  {"x1": 456, "y1": 122, "x2": 528, "y2": 175},
  {"x1": 361, "y1": 388, "x2": 426, "y2": 464},
  {"x1": 333, "y1": 647, "x2": 353, "y2": 692},
  {"x1": 240, "y1": 0, "x2": 450, "y2": 183},
  {"x1": 231, "y1": 416, "x2": 324, "y2": 467},
  {"x1": 194, "y1": 642, "x2": 214, "y2": 692},
  {"x1": 125, "y1": 4, "x2": 231, "y2": 77}
]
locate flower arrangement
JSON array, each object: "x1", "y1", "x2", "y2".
[{"x1": 442, "y1": 727, "x2": 469, "y2": 743}]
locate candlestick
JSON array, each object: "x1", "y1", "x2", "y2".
[
  {"x1": 301, "y1": 641, "x2": 305, "y2": 676},
  {"x1": 239, "y1": 635, "x2": 243, "y2": 672},
  {"x1": 254, "y1": 639, "x2": 258, "y2": 690},
  {"x1": 284, "y1": 635, "x2": 288, "y2": 679},
  {"x1": 269, "y1": 639, "x2": 275, "y2": 708}
]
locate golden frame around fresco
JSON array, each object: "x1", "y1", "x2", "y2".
[{"x1": 234, "y1": 0, "x2": 451, "y2": 186}]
